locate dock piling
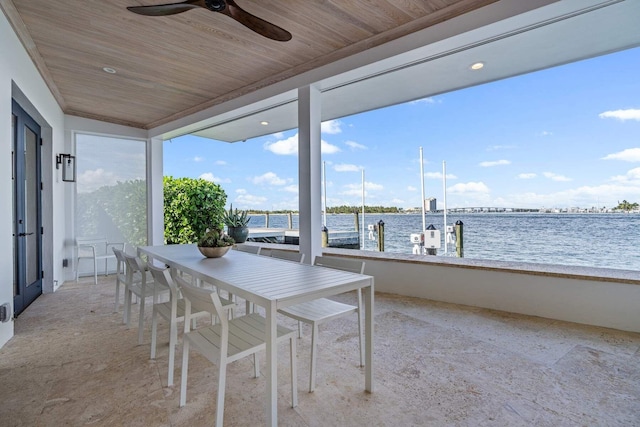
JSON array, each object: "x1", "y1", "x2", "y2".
[
  {"x1": 377, "y1": 220, "x2": 385, "y2": 252},
  {"x1": 455, "y1": 220, "x2": 464, "y2": 257}
]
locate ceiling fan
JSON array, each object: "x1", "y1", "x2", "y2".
[{"x1": 127, "y1": 0, "x2": 292, "y2": 42}]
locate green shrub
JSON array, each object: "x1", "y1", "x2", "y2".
[{"x1": 164, "y1": 176, "x2": 227, "y2": 244}]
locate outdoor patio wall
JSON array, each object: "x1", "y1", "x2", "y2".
[
  {"x1": 0, "y1": 10, "x2": 66, "y2": 347},
  {"x1": 352, "y1": 254, "x2": 640, "y2": 333},
  {"x1": 258, "y1": 244, "x2": 639, "y2": 333}
]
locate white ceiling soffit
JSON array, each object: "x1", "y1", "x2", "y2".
[{"x1": 192, "y1": 0, "x2": 639, "y2": 143}]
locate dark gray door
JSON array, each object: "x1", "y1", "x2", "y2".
[{"x1": 12, "y1": 100, "x2": 43, "y2": 316}]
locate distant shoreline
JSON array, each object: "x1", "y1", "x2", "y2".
[{"x1": 247, "y1": 210, "x2": 640, "y2": 215}]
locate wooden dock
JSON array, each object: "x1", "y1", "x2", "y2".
[{"x1": 247, "y1": 228, "x2": 360, "y2": 249}]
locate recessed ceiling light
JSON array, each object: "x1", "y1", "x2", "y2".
[
  {"x1": 470, "y1": 62, "x2": 484, "y2": 71},
  {"x1": 102, "y1": 67, "x2": 117, "y2": 74},
  {"x1": 260, "y1": 121, "x2": 269, "y2": 126}
]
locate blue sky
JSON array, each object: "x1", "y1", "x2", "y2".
[{"x1": 163, "y1": 47, "x2": 640, "y2": 211}]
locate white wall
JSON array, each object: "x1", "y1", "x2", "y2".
[
  {"x1": 0, "y1": 11, "x2": 66, "y2": 347},
  {"x1": 0, "y1": 12, "x2": 152, "y2": 348},
  {"x1": 333, "y1": 251, "x2": 640, "y2": 333}
]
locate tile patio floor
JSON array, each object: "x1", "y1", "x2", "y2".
[{"x1": 1, "y1": 275, "x2": 639, "y2": 426}]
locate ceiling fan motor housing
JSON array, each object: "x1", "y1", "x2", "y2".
[{"x1": 205, "y1": 0, "x2": 226, "y2": 12}]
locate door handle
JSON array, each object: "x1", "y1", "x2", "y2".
[{"x1": 18, "y1": 232, "x2": 34, "y2": 236}]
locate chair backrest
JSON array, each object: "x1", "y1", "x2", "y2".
[
  {"x1": 123, "y1": 252, "x2": 145, "y2": 273},
  {"x1": 77, "y1": 237, "x2": 110, "y2": 255},
  {"x1": 178, "y1": 279, "x2": 228, "y2": 332},
  {"x1": 313, "y1": 256, "x2": 365, "y2": 274},
  {"x1": 234, "y1": 244, "x2": 261, "y2": 255},
  {"x1": 146, "y1": 263, "x2": 179, "y2": 299},
  {"x1": 269, "y1": 249, "x2": 305, "y2": 263},
  {"x1": 112, "y1": 247, "x2": 127, "y2": 277}
]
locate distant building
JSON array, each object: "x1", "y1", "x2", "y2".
[{"x1": 425, "y1": 198, "x2": 437, "y2": 212}]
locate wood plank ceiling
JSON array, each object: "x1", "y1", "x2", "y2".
[{"x1": 2, "y1": 0, "x2": 496, "y2": 129}]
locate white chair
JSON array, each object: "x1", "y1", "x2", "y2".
[
  {"x1": 76, "y1": 237, "x2": 124, "y2": 285},
  {"x1": 146, "y1": 264, "x2": 230, "y2": 386},
  {"x1": 233, "y1": 244, "x2": 261, "y2": 255},
  {"x1": 112, "y1": 247, "x2": 128, "y2": 313},
  {"x1": 233, "y1": 244, "x2": 262, "y2": 313},
  {"x1": 122, "y1": 252, "x2": 168, "y2": 345},
  {"x1": 278, "y1": 255, "x2": 365, "y2": 392},
  {"x1": 268, "y1": 249, "x2": 305, "y2": 263},
  {"x1": 179, "y1": 280, "x2": 298, "y2": 426}
]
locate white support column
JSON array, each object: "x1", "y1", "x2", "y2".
[
  {"x1": 298, "y1": 85, "x2": 322, "y2": 264},
  {"x1": 147, "y1": 137, "x2": 164, "y2": 246}
]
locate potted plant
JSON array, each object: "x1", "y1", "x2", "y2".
[
  {"x1": 197, "y1": 227, "x2": 235, "y2": 258},
  {"x1": 224, "y1": 204, "x2": 250, "y2": 243}
]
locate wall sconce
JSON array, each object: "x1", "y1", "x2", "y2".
[{"x1": 56, "y1": 154, "x2": 76, "y2": 182}]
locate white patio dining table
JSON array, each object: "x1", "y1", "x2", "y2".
[{"x1": 138, "y1": 244, "x2": 374, "y2": 426}]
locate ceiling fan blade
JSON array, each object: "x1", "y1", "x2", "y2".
[
  {"x1": 223, "y1": 0, "x2": 292, "y2": 42},
  {"x1": 127, "y1": 1, "x2": 205, "y2": 17}
]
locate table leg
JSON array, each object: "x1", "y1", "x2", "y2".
[
  {"x1": 265, "y1": 302, "x2": 278, "y2": 426},
  {"x1": 364, "y1": 280, "x2": 374, "y2": 392}
]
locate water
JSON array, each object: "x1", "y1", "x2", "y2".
[{"x1": 247, "y1": 213, "x2": 640, "y2": 271}]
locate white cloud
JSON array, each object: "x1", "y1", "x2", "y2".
[
  {"x1": 410, "y1": 97, "x2": 438, "y2": 105},
  {"x1": 391, "y1": 198, "x2": 405, "y2": 204},
  {"x1": 271, "y1": 132, "x2": 284, "y2": 139},
  {"x1": 251, "y1": 172, "x2": 288, "y2": 186},
  {"x1": 599, "y1": 109, "x2": 640, "y2": 121},
  {"x1": 264, "y1": 134, "x2": 298, "y2": 155},
  {"x1": 321, "y1": 120, "x2": 342, "y2": 134},
  {"x1": 506, "y1": 184, "x2": 640, "y2": 209},
  {"x1": 236, "y1": 188, "x2": 247, "y2": 194},
  {"x1": 76, "y1": 168, "x2": 120, "y2": 193},
  {"x1": 234, "y1": 193, "x2": 267, "y2": 207},
  {"x1": 199, "y1": 172, "x2": 231, "y2": 183},
  {"x1": 479, "y1": 159, "x2": 511, "y2": 167},
  {"x1": 448, "y1": 182, "x2": 490, "y2": 194},
  {"x1": 543, "y1": 172, "x2": 572, "y2": 182},
  {"x1": 540, "y1": 131, "x2": 553, "y2": 136},
  {"x1": 407, "y1": 186, "x2": 417, "y2": 191},
  {"x1": 283, "y1": 185, "x2": 299, "y2": 193},
  {"x1": 340, "y1": 181, "x2": 384, "y2": 197},
  {"x1": 425, "y1": 172, "x2": 457, "y2": 180},
  {"x1": 517, "y1": 173, "x2": 537, "y2": 179},
  {"x1": 264, "y1": 133, "x2": 340, "y2": 155},
  {"x1": 322, "y1": 140, "x2": 341, "y2": 154},
  {"x1": 602, "y1": 148, "x2": 640, "y2": 162},
  {"x1": 345, "y1": 140, "x2": 367, "y2": 150},
  {"x1": 215, "y1": 160, "x2": 227, "y2": 166},
  {"x1": 194, "y1": 156, "x2": 204, "y2": 162},
  {"x1": 365, "y1": 182, "x2": 384, "y2": 191},
  {"x1": 334, "y1": 163, "x2": 360, "y2": 172},
  {"x1": 610, "y1": 167, "x2": 640, "y2": 183}
]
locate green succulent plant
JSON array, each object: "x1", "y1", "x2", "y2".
[
  {"x1": 223, "y1": 204, "x2": 250, "y2": 227},
  {"x1": 197, "y1": 228, "x2": 235, "y2": 247}
]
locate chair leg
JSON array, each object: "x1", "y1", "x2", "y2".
[
  {"x1": 168, "y1": 319, "x2": 177, "y2": 386},
  {"x1": 216, "y1": 359, "x2": 227, "y2": 427},
  {"x1": 253, "y1": 353, "x2": 260, "y2": 378},
  {"x1": 75, "y1": 258, "x2": 80, "y2": 282},
  {"x1": 179, "y1": 339, "x2": 190, "y2": 407},
  {"x1": 357, "y1": 290, "x2": 364, "y2": 367},
  {"x1": 150, "y1": 308, "x2": 158, "y2": 359},
  {"x1": 114, "y1": 279, "x2": 119, "y2": 313},
  {"x1": 290, "y1": 336, "x2": 298, "y2": 407},
  {"x1": 137, "y1": 296, "x2": 145, "y2": 344},
  {"x1": 297, "y1": 321, "x2": 303, "y2": 338},
  {"x1": 93, "y1": 257, "x2": 98, "y2": 285},
  {"x1": 309, "y1": 322, "x2": 319, "y2": 393},
  {"x1": 124, "y1": 289, "x2": 131, "y2": 325}
]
